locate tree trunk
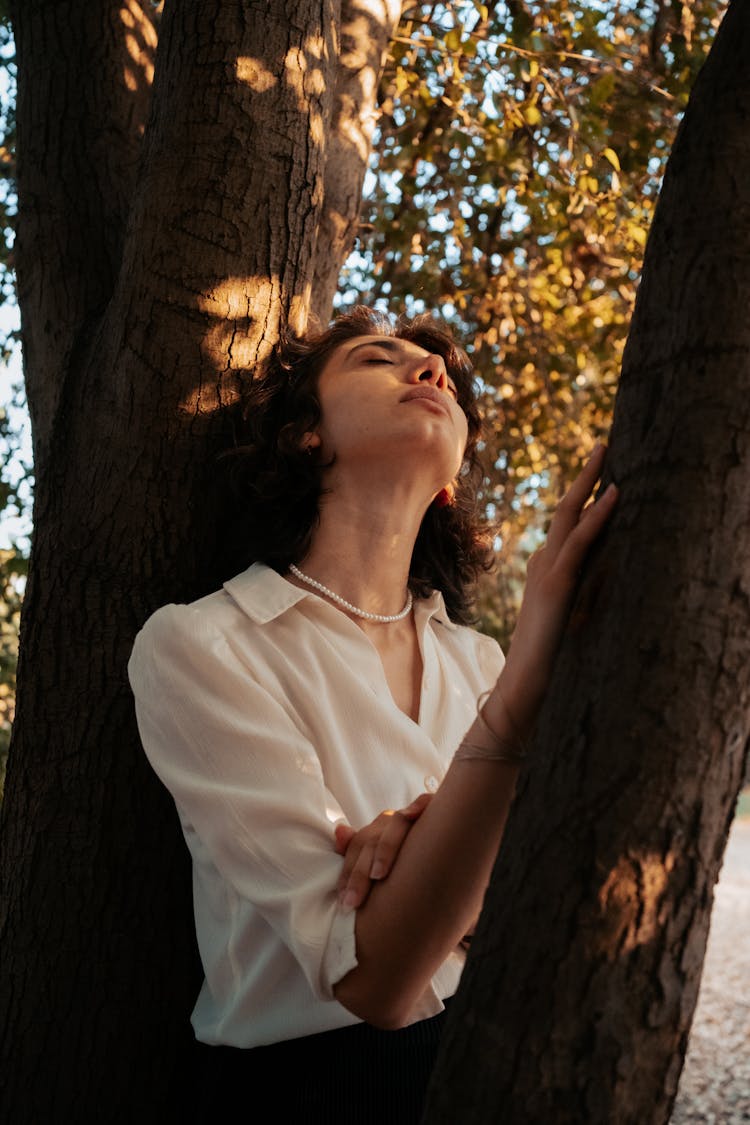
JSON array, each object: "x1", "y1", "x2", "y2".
[
  {"x1": 0, "y1": 2, "x2": 399, "y2": 1121},
  {"x1": 425, "y1": 2, "x2": 750, "y2": 1122}
]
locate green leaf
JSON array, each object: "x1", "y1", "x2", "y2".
[{"x1": 589, "y1": 73, "x2": 616, "y2": 108}]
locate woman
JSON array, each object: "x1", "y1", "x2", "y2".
[{"x1": 128, "y1": 306, "x2": 617, "y2": 1122}]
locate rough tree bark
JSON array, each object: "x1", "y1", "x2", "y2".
[
  {"x1": 425, "y1": 1, "x2": 750, "y2": 1122},
  {"x1": 0, "y1": 2, "x2": 400, "y2": 1121}
]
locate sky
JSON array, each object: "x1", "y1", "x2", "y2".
[{"x1": 0, "y1": 299, "x2": 31, "y2": 551}]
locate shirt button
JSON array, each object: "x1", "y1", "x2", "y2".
[{"x1": 424, "y1": 775, "x2": 439, "y2": 793}]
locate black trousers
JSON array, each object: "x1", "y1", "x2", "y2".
[{"x1": 193, "y1": 1000, "x2": 451, "y2": 1124}]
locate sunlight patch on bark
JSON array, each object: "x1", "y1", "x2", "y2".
[
  {"x1": 176, "y1": 278, "x2": 289, "y2": 413},
  {"x1": 285, "y1": 41, "x2": 327, "y2": 97},
  {"x1": 338, "y1": 2, "x2": 402, "y2": 158},
  {"x1": 289, "y1": 286, "x2": 312, "y2": 336},
  {"x1": 198, "y1": 279, "x2": 258, "y2": 321},
  {"x1": 596, "y1": 850, "x2": 675, "y2": 957},
  {"x1": 120, "y1": 1, "x2": 157, "y2": 87},
  {"x1": 119, "y1": 0, "x2": 157, "y2": 46},
  {"x1": 235, "y1": 57, "x2": 278, "y2": 93},
  {"x1": 124, "y1": 34, "x2": 154, "y2": 84},
  {"x1": 284, "y1": 39, "x2": 327, "y2": 146},
  {"x1": 177, "y1": 380, "x2": 242, "y2": 418},
  {"x1": 336, "y1": 98, "x2": 373, "y2": 163}
]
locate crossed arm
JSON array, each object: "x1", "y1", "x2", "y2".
[{"x1": 331, "y1": 445, "x2": 617, "y2": 1028}]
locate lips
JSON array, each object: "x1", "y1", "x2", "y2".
[{"x1": 401, "y1": 386, "x2": 452, "y2": 417}]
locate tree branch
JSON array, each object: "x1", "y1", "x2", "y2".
[
  {"x1": 104, "y1": 0, "x2": 341, "y2": 416},
  {"x1": 309, "y1": 0, "x2": 403, "y2": 326},
  {"x1": 13, "y1": 0, "x2": 156, "y2": 470}
]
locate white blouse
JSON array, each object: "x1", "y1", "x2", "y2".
[{"x1": 127, "y1": 562, "x2": 505, "y2": 1048}]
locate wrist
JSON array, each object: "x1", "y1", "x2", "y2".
[
  {"x1": 482, "y1": 672, "x2": 536, "y2": 747},
  {"x1": 453, "y1": 685, "x2": 529, "y2": 767}
]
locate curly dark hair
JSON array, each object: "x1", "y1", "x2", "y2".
[{"x1": 222, "y1": 306, "x2": 495, "y2": 624}]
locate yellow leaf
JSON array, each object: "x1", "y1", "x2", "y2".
[
  {"x1": 602, "y1": 147, "x2": 620, "y2": 172},
  {"x1": 393, "y1": 70, "x2": 408, "y2": 97},
  {"x1": 445, "y1": 28, "x2": 462, "y2": 52},
  {"x1": 525, "y1": 105, "x2": 541, "y2": 126}
]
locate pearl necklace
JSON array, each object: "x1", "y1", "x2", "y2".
[{"x1": 289, "y1": 564, "x2": 413, "y2": 623}]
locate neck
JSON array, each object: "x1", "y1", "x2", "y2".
[{"x1": 294, "y1": 479, "x2": 429, "y2": 619}]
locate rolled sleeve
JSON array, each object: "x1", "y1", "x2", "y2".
[{"x1": 127, "y1": 603, "x2": 359, "y2": 1000}]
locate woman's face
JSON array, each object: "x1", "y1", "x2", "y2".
[{"x1": 309, "y1": 334, "x2": 469, "y2": 489}]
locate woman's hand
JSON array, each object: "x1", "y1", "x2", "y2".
[
  {"x1": 334, "y1": 793, "x2": 433, "y2": 912},
  {"x1": 493, "y1": 443, "x2": 617, "y2": 735}
]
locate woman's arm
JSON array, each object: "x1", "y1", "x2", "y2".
[{"x1": 333, "y1": 446, "x2": 618, "y2": 1028}]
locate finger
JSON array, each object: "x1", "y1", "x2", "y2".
[
  {"x1": 399, "y1": 792, "x2": 432, "y2": 821},
  {"x1": 553, "y1": 481, "x2": 618, "y2": 576},
  {"x1": 337, "y1": 814, "x2": 391, "y2": 892},
  {"x1": 339, "y1": 842, "x2": 377, "y2": 911},
  {"x1": 336, "y1": 811, "x2": 393, "y2": 885},
  {"x1": 337, "y1": 827, "x2": 368, "y2": 892},
  {"x1": 334, "y1": 823, "x2": 354, "y2": 853},
  {"x1": 545, "y1": 443, "x2": 607, "y2": 555},
  {"x1": 546, "y1": 444, "x2": 606, "y2": 549},
  {"x1": 369, "y1": 810, "x2": 415, "y2": 880},
  {"x1": 334, "y1": 823, "x2": 355, "y2": 855}
]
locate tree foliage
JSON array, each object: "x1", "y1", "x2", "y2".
[
  {"x1": 0, "y1": 547, "x2": 23, "y2": 782},
  {"x1": 0, "y1": 7, "x2": 13, "y2": 314},
  {"x1": 340, "y1": 0, "x2": 726, "y2": 640},
  {"x1": 0, "y1": 5, "x2": 20, "y2": 782}
]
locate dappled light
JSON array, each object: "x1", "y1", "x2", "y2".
[
  {"x1": 284, "y1": 39, "x2": 327, "y2": 146},
  {"x1": 120, "y1": 1, "x2": 156, "y2": 98},
  {"x1": 235, "y1": 56, "x2": 278, "y2": 93},
  {"x1": 173, "y1": 275, "x2": 315, "y2": 416},
  {"x1": 289, "y1": 287, "x2": 312, "y2": 335},
  {"x1": 596, "y1": 849, "x2": 675, "y2": 957},
  {"x1": 180, "y1": 276, "x2": 273, "y2": 413}
]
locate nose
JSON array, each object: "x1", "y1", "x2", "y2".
[{"x1": 411, "y1": 353, "x2": 449, "y2": 391}]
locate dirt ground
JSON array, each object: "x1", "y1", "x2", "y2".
[{"x1": 670, "y1": 815, "x2": 750, "y2": 1124}]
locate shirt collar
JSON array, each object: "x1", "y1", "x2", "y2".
[{"x1": 223, "y1": 562, "x2": 457, "y2": 631}]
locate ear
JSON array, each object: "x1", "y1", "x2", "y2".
[
  {"x1": 433, "y1": 482, "x2": 455, "y2": 508},
  {"x1": 301, "y1": 431, "x2": 322, "y2": 452}
]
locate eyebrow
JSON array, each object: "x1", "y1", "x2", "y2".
[{"x1": 345, "y1": 338, "x2": 413, "y2": 361}]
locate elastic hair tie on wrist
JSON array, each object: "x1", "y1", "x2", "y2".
[{"x1": 453, "y1": 691, "x2": 528, "y2": 765}]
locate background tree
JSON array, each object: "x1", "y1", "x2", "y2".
[
  {"x1": 0, "y1": 1, "x2": 400, "y2": 1119},
  {"x1": 424, "y1": 0, "x2": 750, "y2": 1120}
]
